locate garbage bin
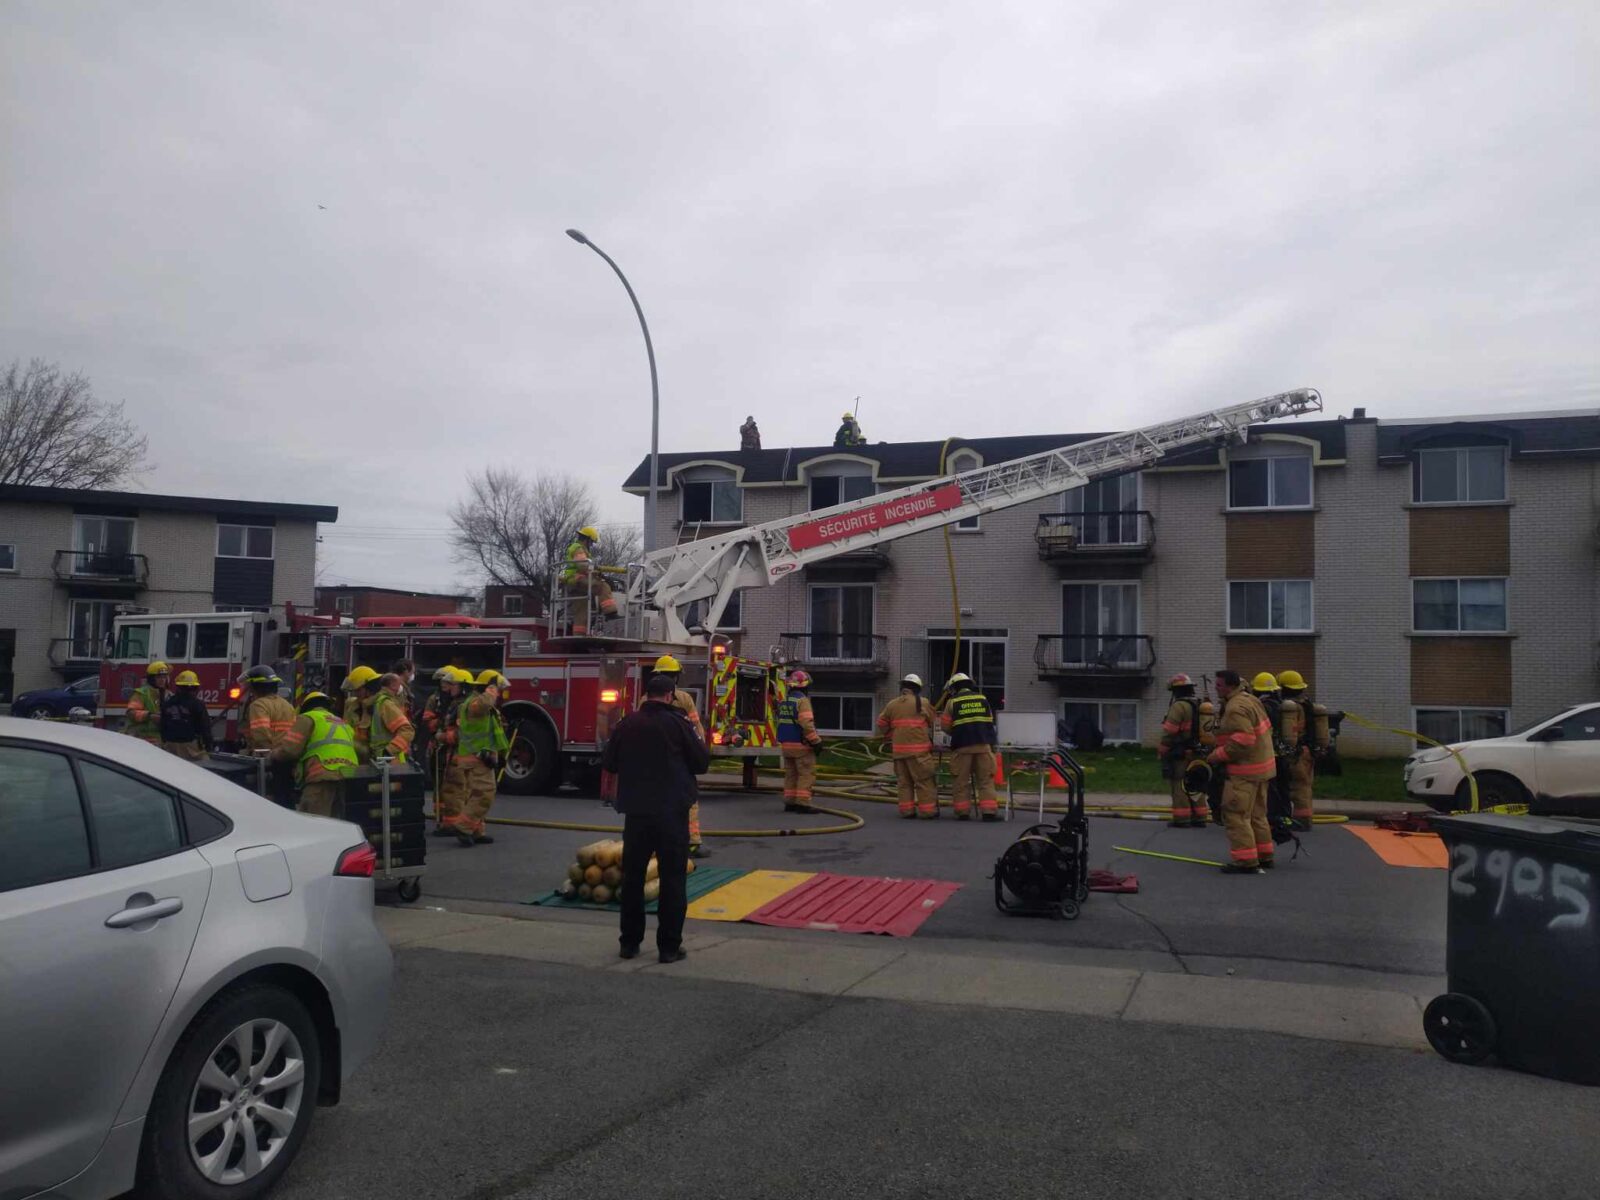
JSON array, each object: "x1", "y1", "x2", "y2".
[
  {"x1": 1426, "y1": 813, "x2": 1600, "y2": 1084},
  {"x1": 198, "y1": 751, "x2": 268, "y2": 796}
]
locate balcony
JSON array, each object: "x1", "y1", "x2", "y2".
[
  {"x1": 1035, "y1": 633, "x2": 1155, "y2": 679},
  {"x1": 52, "y1": 550, "x2": 149, "y2": 588},
  {"x1": 779, "y1": 633, "x2": 890, "y2": 676},
  {"x1": 48, "y1": 636, "x2": 108, "y2": 672},
  {"x1": 1036, "y1": 512, "x2": 1154, "y2": 563}
]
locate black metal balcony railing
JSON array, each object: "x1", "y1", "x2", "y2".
[
  {"x1": 1035, "y1": 511, "x2": 1154, "y2": 559},
  {"x1": 52, "y1": 550, "x2": 149, "y2": 586},
  {"x1": 48, "y1": 636, "x2": 109, "y2": 670},
  {"x1": 779, "y1": 633, "x2": 890, "y2": 673},
  {"x1": 1035, "y1": 633, "x2": 1155, "y2": 676}
]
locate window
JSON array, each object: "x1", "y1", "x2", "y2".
[
  {"x1": 335, "y1": 595, "x2": 354, "y2": 616},
  {"x1": 67, "y1": 599, "x2": 118, "y2": 659},
  {"x1": 0, "y1": 746, "x2": 91, "y2": 891},
  {"x1": 948, "y1": 453, "x2": 981, "y2": 530},
  {"x1": 1414, "y1": 708, "x2": 1508, "y2": 745},
  {"x1": 1062, "y1": 583, "x2": 1140, "y2": 664},
  {"x1": 79, "y1": 761, "x2": 182, "y2": 870},
  {"x1": 67, "y1": 676, "x2": 99, "y2": 695},
  {"x1": 1228, "y1": 445, "x2": 1312, "y2": 509},
  {"x1": 72, "y1": 516, "x2": 136, "y2": 573},
  {"x1": 164, "y1": 622, "x2": 189, "y2": 659},
  {"x1": 809, "y1": 585, "x2": 874, "y2": 660},
  {"x1": 1062, "y1": 700, "x2": 1140, "y2": 745},
  {"x1": 1064, "y1": 472, "x2": 1141, "y2": 544},
  {"x1": 0, "y1": 543, "x2": 14, "y2": 571},
  {"x1": 503, "y1": 594, "x2": 524, "y2": 616},
  {"x1": 114, "y1": 623, "x2": 151, "y2": 659},
  {"x1": 217, "y1": 523, "x2": 274, "y2": 559},
  {"x1": 213, "y1": 605, "x2": 268, "y2": 614},
  {"x1": 1412, "y1": 578, "x2": 1507, "y2": 632},
  {"x1": 193, "y1": 621, "x2": 231, "y2": 659},
  {"x1": 927, "y1": 634, "x2": 1007, "y2": 709},
  {"x1": 685, "y1": 591, "x2": 743, "y2": 631},
  {"x1": 809, "y1": 473, "x2": 875, "y2": 511},
  {"x1": 810, "y1": 694, "x2": 876, "y2": 734},
  {"x1": 1228, "y1": 581, "x2": 1314, "y2": 632},
  {"x1": 1549, "y1": 709, "x2": 1600, "y2": 742},
  {"x1": 680, "y1": 468, "x2": 742, "y2": 524},
  {"x1": 1415, "y1": 446, "x2": 1506, "y2": 504}
]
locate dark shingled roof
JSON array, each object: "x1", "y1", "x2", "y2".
[
  {"x1": 0, "y1": 483, "x2": 338, "y2": 522},
  {"x1": 1375, "y1": 413, "x2": 1600, "y2": 462}
]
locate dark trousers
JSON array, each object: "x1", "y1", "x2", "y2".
[{"x1": 620, "y1": 811, "x2": 689, "y2": 953}]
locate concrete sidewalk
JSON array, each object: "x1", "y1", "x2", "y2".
[{"x1": 376, "y1": 905, "x2": 1433, "y2": 1052}]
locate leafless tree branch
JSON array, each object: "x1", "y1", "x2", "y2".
[{"x1": 0, "y1": 358, "x2": 151, "y2": 488}]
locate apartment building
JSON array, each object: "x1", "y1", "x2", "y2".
[
  {"x1": 621, "y1": 408, "x2": 1600, "y2": 755},
  {"x1": 314, "y1": 585, "x2": 472, "y2": 621},
  {"x1": 0, "y1": 484, "x2": 336, "y2": 703}
]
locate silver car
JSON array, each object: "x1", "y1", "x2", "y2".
[{"x1": 0, "y1": 717, "x2": 392, "y2": 1200}]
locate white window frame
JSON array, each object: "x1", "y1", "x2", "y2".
[
  {"x1": 1060, "y1": 580, "x2": 1142, "y2": 666},
  {"x1": 1411, "y1": 577, "x2": 1508, "y2": 634},
  {"x1": 0, "y1": 542, "x2": 15, "y2": 572},
  {"x1": 503, "y1": 594, "x2": 524, "y2": 616},
  {"x1": 806, "y1": 469, "x2": 877, "y2": 513},
  {"x1": 678, "y1": 467, "x2": 743, "y2": 526},
  {"x1": 190, "y1": 618, "x2": 236, "y2": 662},
  {"x1": 66, "y1": 598, "x2": 118, "y2": 659},
  {"x1": 1060, "y1": 698, "x2": 1141, "y2": 745},
  {"x1": 1412, "y1": 707, "x2": 1511, "y2": 745},
  {"x1": 216, "y1": 523, "x2": 275, "y2": 560},
  {"x1": 1226, "y1": 579, "x2": 1315, "y2": 633},
  {"x1": 809, "y1": 692, "x2": 877, "y2": 736},
  {"x1": 1226, "y1": 443, "x2": 1314, "y2": 511},
  {"x1": 685, "y1": 590, "x2": 744, "y2": 632},
  {"x1": 807, "y1": 582, "x2": 876, "y2": 662},
  {"x1": 948, "y1": 452, "x2": 982, "y2": 531},
  {"x1": 71, "y1": 515, "x2": 138, "y2": 572},
  {"x1": 1411, "y1": 445, "x2": 1508, "y2": 506},
  {"x1": 335, "y1": 595, "x2": 354, "y2": 616}
]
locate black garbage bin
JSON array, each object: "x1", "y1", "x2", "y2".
[
  {"x1": 197, "y1": 751, "x2": 268, "y2": 796},
  {"x1": 1427, "y1": 813, "x2": 1600, "y2": 1084}
]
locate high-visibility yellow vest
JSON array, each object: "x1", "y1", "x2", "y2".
[
  {"x1": 457, "y1": 696, "x2": 510, "y2": 755},
  {"x1": 299, "y1": 708, "x2": 359, "y2": 784},
  {"x1": 126, "y1": 685, "x2": 163, "y2": 742},
  {"x1": 945, "y1": 692, "x2": 996, "y2": 750}
]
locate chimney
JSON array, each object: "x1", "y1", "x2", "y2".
[{"x1": 1352, "y1": 407, "x2": 1367, "y2": 420}]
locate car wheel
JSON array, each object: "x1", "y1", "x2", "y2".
[
  {"x1": 1454, "y1": 770, "x2": 1527, "y2": 813},
  {"x1": 138, "y1": 982, "x2": 322, "y2": 1200},
  {"x1": 22, "y1": 705, "x2": 53, "y2": 720},
  {"x1": 497, "y1": 717, "x2": 559, "y2": 795}
]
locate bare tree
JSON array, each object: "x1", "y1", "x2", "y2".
[
  {"x1": 0, "y1": 358, "x2": 150, "y2": 488},
  {"x1": 595, "y1": 521, "x2": 643, "y2": 569},
  {"x1": 450, "y1": 469, "x2": 601, "y2": 608}
]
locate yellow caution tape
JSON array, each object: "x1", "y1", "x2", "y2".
[{"x1": 1338, "y1": 711, "x2": 1525, "y2": 816}]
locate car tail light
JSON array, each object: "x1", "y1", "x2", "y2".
[{"x1": 335, "y1": 844, "x2": 377, "y2": 877}]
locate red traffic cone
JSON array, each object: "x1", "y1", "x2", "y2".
[
  {"x1": 1045, "y1": 761, "x2": 1070, "y2": 790},
  {"x1": 993, "y1": 752, "x2": 1007, "y2": 787}
]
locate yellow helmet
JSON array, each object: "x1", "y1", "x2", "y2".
[
  {"x1": 147, "y1": 660, "x2": 171, "y2": 676},
  {"x1": 577, "y1": 525, "x2": 600, "y2": 541},
  {"x1": 1251, "y1": 672, "x2": 1280, "y2": 694},
  {"x1": 841, "y1": 411, "x2": 855, "y2": 420},
  {"x1": 298, "y1": 691, "x2": 333, "y2": 712},
  {"x1": 344, "y1": 665, "x2": 380, "y2": 690},
  {"x1": 174, "y1": 670, "x2": 201, "y2": 687},
  {"x1": 475, "y1": 668, "x2": 507, "y2": 687},
  {"x1": 449, "y1": 666, "x2": 476, "y2": 684},
  {"x1": 1277, "y1": 669, "x2": 1307, "y2": 691},
  {"x1": 654, "y1": 654, "x2": 683, "y2": 673}
]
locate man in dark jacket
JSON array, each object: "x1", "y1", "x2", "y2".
[{"x1": 602, "y1": 672, "x2": 711, "y2": 964}]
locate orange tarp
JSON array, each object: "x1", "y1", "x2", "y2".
[{"x1": 1344, "y1": 825, "x2": 1450, "y2": 869}]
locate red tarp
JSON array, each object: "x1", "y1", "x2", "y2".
[{"x1": 743, "y1": 872, "x2": 962, "y2": 937}]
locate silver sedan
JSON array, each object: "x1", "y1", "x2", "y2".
[{"x1": 0, "y1": 717, "x2": 392, "y2": 1200}]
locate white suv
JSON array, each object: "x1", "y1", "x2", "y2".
[{"x1": 1404, "y1": 703, "x2": 1600, "y2": 814}]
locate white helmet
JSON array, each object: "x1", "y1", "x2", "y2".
[
  {"x1": 901, "y1": 673, "x2": 923, "y2": 688},
  {"x1": 946, "y1": 672, "x2": 973, "y2": 687}
]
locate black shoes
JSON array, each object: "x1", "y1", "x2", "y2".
[
  {"x1": 1258, "y1": 858, "x2": 1276, "y2": 870},
  {"x1": 619, "y1": 944, "x2": 640, "y2": 960},
  {"x1": 455, "y1": 829, "x2": 476, "y2": 848},
  {"x1": 1188, "y1": 820, "x2": 1209, "y2": 828},
  {"x1": 981, "y1": 812, "x2": 1001, "y2": 822},
  {"x1": 688, "y1": 844, "x2": 711, "y2": 859},
  {"x1": 1220, "y1": 863, "x2": 1263, "y2": 875},
  {"x1": 658, "y1": 947, "x2": 688, "y2": 965},
  {"x1": 784, "y1": 802, "x2": 816, "y2": 814},
  {"x1": 473, "y1": 834, "x2": 495, "y2": 844},
  {"x1": 431, "y1": 827, "x2": 458, "y2": 838}
]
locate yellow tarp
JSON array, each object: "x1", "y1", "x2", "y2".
[
  {"x1": 687, "y1": 870, "x2": 815, "y2": 922},
  {"x1": 1344, "y1": 825, "x2": 1450, "y2": 869}
]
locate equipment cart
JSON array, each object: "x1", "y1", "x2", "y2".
[{"x1": 343, "y1": 759, "x2": 427, "y2": 903}]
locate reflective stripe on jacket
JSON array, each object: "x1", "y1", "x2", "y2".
[
  {"x1": 1158, "y1": 698, "x2": 1196, "y2": 759},
  {"x1": 1210, "y1": 691, "x2": 1276, "y2": 778},
  {"x1": 294, "y1": 708, "x2": 359, "y2": 785},
  {"x1": 369, "y1": 690, "x2": 414, "y2": 760},
  {"x1": 876, "y1": 693, "x2": 937, "y2": 757},
  {"x1": 940, "y1": 691, "x2": 996, "y2": 750},
  {"x1": 125, "y1": 684, "x2": 164, "y2": 741},
  {"x1": 777, "y1": 694, "x2": 820, "y2": 747},
  {"x1": 561, "y1": 540, "x2": 590, "y2": 584},
  {"x1": 243, "y1": 694, "x2": 298, "y2": 750},
  {"x1": 457, "y1": 694, "x2": 510, "y2": 755}
]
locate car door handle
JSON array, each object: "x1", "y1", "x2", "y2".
[{"x1": 105, "y1": 895, "x2": 185, "y2": 928}]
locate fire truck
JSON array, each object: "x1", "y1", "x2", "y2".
[{"x1": 98, "y1": 389, "x2": 1321, "y2": 790}]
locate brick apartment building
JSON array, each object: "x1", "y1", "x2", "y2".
[
  {"x1": 0, "y1": 484, "x2": 335, "y2": 703},
  {"x1": 622, "y1": 408, "x2": 1600, "y2": 754},
  {"x1": 482, "y1": 583, "x2": 544, "y2": 620},
  {"x1": 313, "y1": 585, "x2": 472, "y2": 621}
]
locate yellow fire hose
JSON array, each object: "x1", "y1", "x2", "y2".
[{"x1": 486, "y1": 803, "x2": 865, "y2": 838}]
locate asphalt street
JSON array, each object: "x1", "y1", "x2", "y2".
[
  {"x1": 407, "y1": 786, "x2": 1444, "y2": 986},
  {"x1": 276, "y1": 946, "x2": 1600, "y2": 1200}
]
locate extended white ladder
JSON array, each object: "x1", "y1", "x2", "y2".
[{"x1": 627, "y1": 388, "x2": 1322, "y2": 642}]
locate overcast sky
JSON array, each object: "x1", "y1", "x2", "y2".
[{"x1": 4, "y1": 1, "x2": 1595, "y2": 591}]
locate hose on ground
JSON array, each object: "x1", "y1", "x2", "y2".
[{"x1": 486, "y1": 801, "x2": 866, "y2": 838}]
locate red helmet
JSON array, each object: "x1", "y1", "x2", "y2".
[
  {"x1": 1167, "y1": 673, "x2": 1194, "y2": 689},
  {"x1": 788, "y1": 669, "x2": 813, "y2": 689}
]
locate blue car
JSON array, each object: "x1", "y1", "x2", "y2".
[{"x1": 9, "y1": 674, "x2": 99, "y2": 719}]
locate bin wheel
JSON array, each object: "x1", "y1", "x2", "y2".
[
  {"x1": 1423, "y1": 993, "x2": 1496, "y2": 1065},
  {"x1": 396, "y1": 878, "x2": 422, "y2": 904},
  {"x1": 1057, "y1": 899, "x2": 1081, "y2": 921}
]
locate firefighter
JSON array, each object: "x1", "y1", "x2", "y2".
[
  {"x1": 453, "y1": 669, "x2": 510, "y2": 847},
  {"x1": 652, "y1": 655, "x2": 710, "y2": 857},
  {"x1": 422, "y1": 666, "x2": 460, "y2": 831},
  {"x1": 876, "y1": 673, "x2": 940, "y2": 818},
  {"x1": 432, "y1": 667, "x2": 474, "y2": 837},
  {"x1": 341, "y1": 665, "x2": 379, "y2": 761},
  {"x1": 1277, "y1": 668, "x2": 1324, "y2": 830},
  {"x1": 240, "y1": 665, "x2": 297, "y2": 750},
  {"x1": 271, "y1": 691, "x2": 359, "y2": 817},
  {"x1": 160, "y1": 671, "x2": 214, "y2": 761},
  {"x1": 367, "y1": 672, "x2": 415, "y2": 762},
  {"x1": 1251, "y1": 670, "x2": 1301, "y2": 832},
  {"x1": 562, "y1": 525, "x2": 619, "y2": 635},
  {"x1": 777, "y1": 668, "x2": 824, "y2": 815},
  {"x1": 1157, "y1": 674, "x2": 1208, "y2": 827},
  {"x1": 834, "y1": 411, "x2": 864, "y2": 448},
  {"x1": 1207, "y1": 669, "x2": 1276, "y2": 873},
  {"x1": 123, "y1": 660, "x2": 170, "y2": 743},
  {"x1": 939, "y1": 673, "x2": 999, "y2": 820}
]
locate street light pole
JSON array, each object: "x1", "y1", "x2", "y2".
[{"x1": 566, "y1": 229, "x2": 659, "y2": 555}]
